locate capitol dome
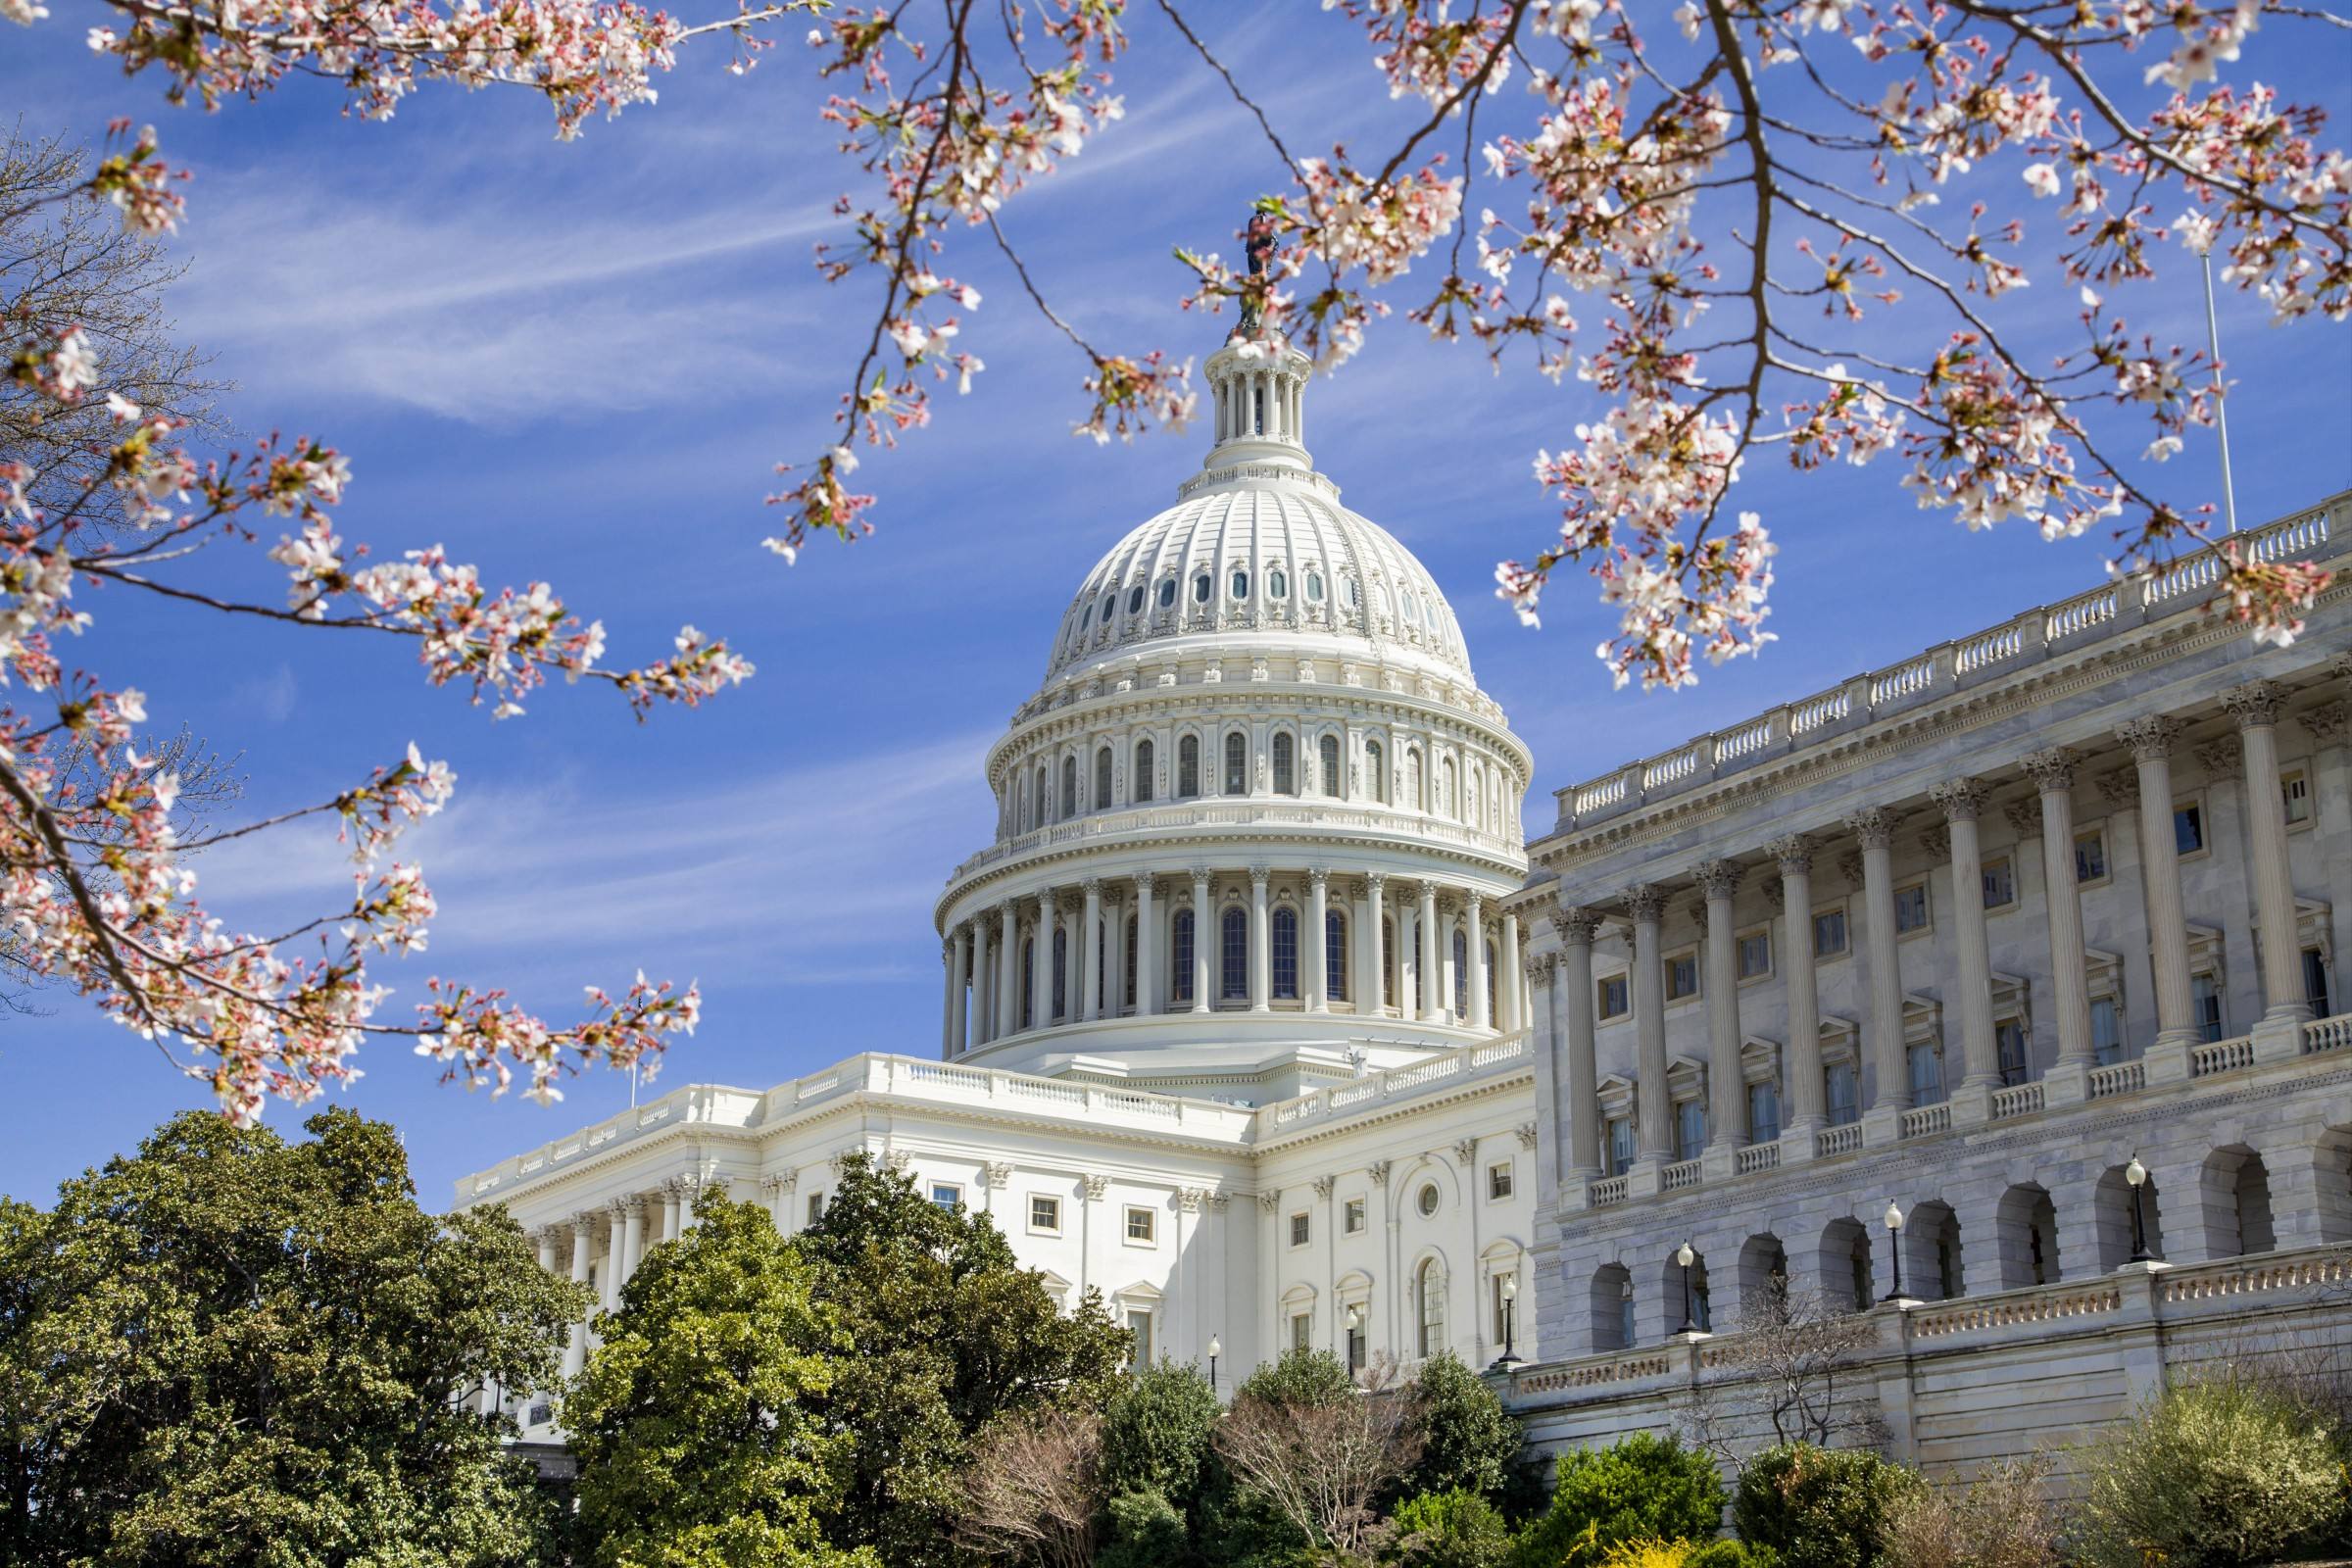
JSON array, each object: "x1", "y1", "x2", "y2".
[{"x1": 934, "y1": 324, "x2": 1534, "y2": 1101}]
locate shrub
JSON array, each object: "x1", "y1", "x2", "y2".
[
  {"x1": 1510, "y1": 1433, "x2": 1726, "y2": 1568},
  {"x1": 2073, "y1": 1375, "x2": 2351, "y2": 1568},
  {"x1": 1879, "y1": 1457, "x2": 2060, "y2": 1568},
  {"x1": 1100, "y1": 1487, "x2": 1191, "y2": 1568},
  {"x1": 1730, "y1": 1444, "x2": 1918, "y2": 1568},
  {"x1": 1102, "y1": 1361, "x2": 1223, "y2": 1515},
  {"x1": 1387, "y1": 1489, "x2": 1514, "y2": 1568},
  {"x1": 1593, "y1": 1543, "x2": 1774, "y2": 1568},
  {"x1": 1408, "y1": 1352, "x2": 1526, "y2": 1502}
]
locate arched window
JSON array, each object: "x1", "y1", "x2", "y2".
[
  {"x1": 1401, "y1": 588, "x2": 1420, "y2": 623},
  {"x1": 1319, "y1": 735, "x2": 1342, "y2": 798},
  {"x1": 1079, "y1": 603, "x2": 1092, "y2": 629},
  {"x1": 1193, "y1": 572, "x2": 1211, "y2": 604},
  {"x1": 1306, "y1": 570, "x2": 1325, "y2": 603},
  {"x1": 1382, "y1": 916, "x2": 1397, "y2": 1011},
  {"x1": 1020, "y1": 939, "x2": 1035, "y2": 1029},
  {"x1": 1366, "y1": 740, "x2": 1386, "y2": 804},
  {"x1": 1178, "y1": 735, "x2": 1200, "y2": 798},
  {"x1": 1158, "y1": 577, "x2": 1177, "y2": 609},
  {"x1": 1171, "y1": 909, "x2": 1196, "y2": 1004},
  {"x1": 1326, "y1": 909, "x2": 1348, "y2": 1003},
  {"x1": 1440, "y1": 756, "x2": 1457, "y2": 818},
  {"x1": 1403, "y1": 749, "x2": 1423, "y2": 811},
  {"x1": 1416, "y1": 1259, "x2": 1446, "y2": 1357},
  {"x1": 1100, "y1": 593, "x2": 1115, "y2": 626},
  {"x1": 1221, "y1": 906, "x2": 1249, "y2": 1001},
  {"x1": 1053, "y1": 928, "x2": 1068, "y2": 1021},
  {"x1": 1269, "y1": 567, "x2": 1288, "y2": 599},
  {"x1": 1486, "y1": 940, "x2": 1498, "y2": 1023},
  {"x1": 1033, "y1": 764, "x2": 1047, "y2": 826},
  {"x1": 1128, "y1": 583, "x2": 1145, "y2": 614},
  {"x1": 1060, "y1": 757, "x2": 1077, "y2": 819},
  {"x1": 1230, "y1": 569, "x2": 1250, "y2": 600},
  {"x1": 1095, "y1": 747, "x2": 1112, "y2": 812},
  {"x1": 1123, "y1": 914, "x2": 1138, "y2": 1011},
  {"x1": 1135, "y1": 739, "x2": 1155, "y2": 804},
  {"x1": 1223, "y1": 732, "x2": 1248, "y2": 795},
  {"x1": 1272, "y1": 906, "x2": 1298, "y2": 1000},
  {"x1": 1452, "y1": 928, "x2": 1469, "y2": 1021},
  {"x1": 1272, "y1": 732, "x2": 1296, "y2": 795}
]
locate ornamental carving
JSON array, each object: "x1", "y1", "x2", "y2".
[
  {"x1": 1524, "y1": 952, "x2": 1554, "y2": 983},
  {"x1": 1838, "y1": 852, "x2": 1864, "y2": 887},
  {"x1": 1692, "y1": 858, "x2": 1741, "y2": 901},
  {"x1": 1366, "y1": 1159, "x2": 1393, "y2": 1187},
  {"x1": 1084, "y1": 1174, "x2": 1109, "y2": 1201},
  {"x1": 2117, "y1": 713, "x2": 2181, "y2": 760},
  {"x1": 1843, "y1": 806, "x2": 1896, "y2": 849},
  {"x1": 2305, "y1": 700, "x2": 2352, "y2": 742},
  {"x1": 2222, "y1": 679, "x2": 2283, "y2": 728},
  {"x1": 761, "y1": 1171, "x2": 798, "y2": 1195},
  {"x1": 1554, "y1": 905, "x2": 1604, "y2": 945},
  {"x1": 1930, "y1": 778, "x2": 1990, "y2": 821},
  {"x1": 1257, "y1": 1191, "x2": 1281, "y2": 1214},
  {"x1": 1312, "y1": 1175, "x2": 1337, "y2": 1200},
  {"x1": 1453, "y1": 1138, "x2": 1480, "y2": 1167},
  {"x1": 1623, "y1": 883, "x2": 1666, "y2": 922},
  {"x1": 1766, "y1": 835, "x2": 1812, "y2": 874},
  {"x1": 2003, "y1": 799, "x2": 2041, "y2": 838},
  {"x1": 985, "y1": 1160, "x2": 1015, "y2": 1190},
  {"x1": 2194, "y1": 737, "x2": 2242, "y2": 776},
  {"x1": 1919, "y1": 825, "x2": 1951, "y2": 861},
  {"x1": 1762, "y1": 879, "x2": 1785, "y2": 911},
  {"x1": 2097, "y1": 766, "x2": 2142, "y2": 807},
  {"x1": 1516, "y1": 1122, "x2": 1540, "y2": 1151},
  {"x1": 2020, "y1": 747, "x2": 2076, "y2": 793}
]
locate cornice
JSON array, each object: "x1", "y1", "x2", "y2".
[{"x1": 1250, "y1": 1065, "x2": 1538, "y2": 1156}]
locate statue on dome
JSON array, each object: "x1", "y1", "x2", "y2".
[{"x1": 1237, "y1": 210, "x2": 1277, "y2": 338}]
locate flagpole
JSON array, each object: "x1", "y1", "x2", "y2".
[{"x1": 2201, "y1": 247, "x2": 2237, "y2": 534}]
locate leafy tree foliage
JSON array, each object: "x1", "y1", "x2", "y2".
[
  {"x1": 1404, "y1": 1352, "x2": 1525, "y2": 1504},
  {"x1": 1102, "y1": 1358, "x2": 1224, "y2": 1512},
  {"x1": 0, "y1": 1109, "x2": 577, "y2": 1567},
  {"x1": 790, "y1": 1152, "x2": 1131, "y2": 1568},
  {"x1": 1730, "y1": 1445, "x2": 1917, "y2": 1568},
  {"x1": 1100, "y1": 1486, "x2": 1194, "y2": 1568},
  {"x1": 1511, "y1": 1433, "x2": 1727, "y2": 1568},
  {"x1": 565, "y1": 1193, "x2": 864, "y2": 1568},
  {"x1": 1388, "y1": 1489, "x2": 1514, "y2": 1568}
]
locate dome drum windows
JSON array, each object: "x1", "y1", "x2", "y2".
[
  {"x1": 1220, "y1": 906, "x2": 1249, "y2": 1002},
  {"x1": 1305, "y1": 571, "x2": 1324, "y2": 604},
  {"x1": 1135, "y1": 738, "x2": 1155, "y2": 804},
  {"x1": 1272, "y1": 906, "x2": 1298, "y2": 1001},
  {"x1": 1094, "y1": 747, "x2": 1112, "y2": 812},
  {"x1": 1272, "y1": 733, "x2": 1296, "y2": 796},
  {"x1": 1128, "y1": 584, "x2": 1145, "y2": 614},
  {"x1": 1059, "y1": 757, "x2": 1078, "y2": 819},
  {"x1": 1318, "y1": 735, "x2": 1342, "y2": 799},
  {"x1": 1158, "y1": 578, "x2": 1178, "y2": 610},
  {"x1": 1178, "y1": 735, "x2": 1201, "y2": 798},
  {"x1": 1193, "y1": 573, "x2": 1212, "y2": 605},
  {"x1": 1223, "y1": 732, "x2": 1248, "y2": 796},
  {"x1": 1268, "y1": 567, "x2": 1288, "y2": 601},
  {"x1": 1229, "y1": 570, "x2": 1250, "y2": 601}
]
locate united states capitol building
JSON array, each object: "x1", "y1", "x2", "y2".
[{"x1": 461, "y1": 321, "x2": 2352, "y2": 1477}]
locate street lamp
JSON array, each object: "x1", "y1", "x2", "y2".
[
  {"x1": 1488, "y1": 1274, "x2": 1522, "y2": 1372},
  {"x1": 1882, "y1": 1201, "x2": 1907, "y2": 1302},
  {"x1": 1345, "y1": 1302, "x2": 1363, "y2": 1375},
  {"x1": 1675, "y1": 1241, "x2": 1697, "y2": 1334},
  {"x1": 2125, "y1": 1154, "x2": 2155, "y2": 1263},
  {"x1": 1207, "y1": 1335, "x2": 1222, "y2": 1394}
]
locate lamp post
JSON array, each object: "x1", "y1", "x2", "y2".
[
  {"x1": 2125, "y1": 1154, "x2": 2155, "y2": 1263},
  {"x1": 1345, "y1": 1302, "x2": 1363, "y2": 1375},
  {"x1": 1882, "y1": 1201, "x2": 1907, "y2": 1302},
  {"x1": 1675, "y1": 1241, "x2": 1697, "y2": 1335},
  {"x1": 1207, "y1": 1334, "x2": 1222, "y2": 1394},
  {"x1": 1488, "y1": 1273, "x2": 1522, "y2": 1372}
]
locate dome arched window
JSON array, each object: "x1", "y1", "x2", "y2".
[
  {"x1": 1128, "y1": 584, "x2": 1145, "y2": 614},
  {"x1": 1343, "y1": 577, "x2": 1359, "y2": 609},
  {"x1": 1365, "y1": 740, "x2": 1386, "y2": 805},
  {"x1": 1400, "y1": 589, "x2": 1420, "y2": 624},
  {"x1": 1223, "y1": 732, "x2": 1248, "y2": 795},
  {"x1": 1033, "y1": 764, "x2": 1048, "y2": 827},
  {"x1": 1101, "y1": 594, "x2": 1116, "y2": 625},
  {"x1": 1268, "y1": 568, "x2": 1288, "y2": 600},
  {"x1": 1319, "y1": 735, "x2": 1342, "y2": 799},
  {"x1": 1053, "y1": 927, "x2": 1068, "y2": 1021},
  {"x1": 1020, "y1": 939, "x2": 1036, "y2": 1029},
  {"x1": 1134, "y1": 738, "x2": 1155, "y2": 804},
  {"x1": 1079, "y1": 603, "x2": 1092, "y2": 629},
  {"x1": 1193, "y1": 573, "x2": 1212, "y2": 604},
  {"x1": 1094, "y1": 747, "x2": 1112, "y2": 811},
  {"x1": 1178, "y1": 735, "x2": 1200, "y2": 798},
  {"x1": 1272, "y1": 906, "x2": 1298, "y2": 1000},
  {"x1": 1060, "y1": 757, "x2": 1078, "y2": 819},
  {"x1": 1403, "y1": 748, "x2": 1423, "y2": 811},
  {"x1": 1123, "y1": 914, "x2": 1137, "y2": 1009},
  {"x1": 1417, "y1": 1258, "x2": 1446, "y2": 1357},
  {"x1": 1440, "y1": 757, "x2": 1457, "y2": 818},
  {"x1": 1272, "y1": 733, "x2": 1296, "y2": 796},
  {"x1": 1159, "y1": 578, "x2": 1177, "y2": 609},
  {"x1": 1325, "y1": 908, "x2": 1348, "y2": 1002},
  {"x1": 1306, "y1": 571, "x2": 1324, "y2": 603},
  {"x1": 1486, "y1": 939, "x2": 1498, "y2": 1023},
  {"x1": 1452, "y1": 928, "x2": 1469, "y2": 1021},
  {"x1": 1230, "y1": 569, "x2": 1249, "y2": 601},
  {"x1": 1171, "y1": 909, "x2": 1196, "y2": 1004},
  {"x1": 1220, "y1": 906, "x2": 1249, "y2": 1001}
]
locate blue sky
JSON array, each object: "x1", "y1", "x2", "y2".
[{"x1": 4, "y1": 5, "x2": 2347, "y2": 1206}]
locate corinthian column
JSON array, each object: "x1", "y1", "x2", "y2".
[
  {"x1": 1418, "y1": 880, "x2": 1443, "y2": 1022},
  {"x1": 1029, "y1": 894, "x2": 1053, "y2": 1031},
  {"x1": 942, "y1": 929, "x2": 966, "y2": 1058},
  {"x1": 1134, "y1": 874, "x2": 1158, "y2": 1016},
  {"x1": 1191, "y1": 868, "x2": 1213, "y2": 1014},
  {"x1": 2226, "y1": 680, "x2": 2313, "y2": 1048},
  {"x1": 1557, "y1": 906, "x2": 1604, "y2": 1183},
  {"x1": 2024, "y1": 750, "x2": 2094, "y2": 1102},
  {"x1": 1249, "y1": 867, "x2": 1272, "y2": 1012},
  {"x1": 996, "y1": 899, "x2": 1019, "y2": 1040},
  {"x1": 1696, "y1": 859, "x2": 1744, "y2": 1153},
  {"x1": 1500, "y1": 907, "x2": 1524, "y2": 1033},
  {"x1": 1771, "y1": 836, "x2": 1823, "y2": 1140},
  {"x1": 1846, "y1": 808, "x2": 1909, "y2": 1127},
  {"x1": 1364, "y1": 872, "x2": 1388, "y2": 1013},
  {"x1": 563, "y1": 1216, "x2": 593, "y2": 1379},
  {"x1": 1627, "y1": 884, "x2": 1672, "y2": 1162},
  {"x1": 1307, "y1": 869, "x2": 1331, "y2": 1012},
  {"x1": 1933, "y1": 779, "x2": 1999, "y2": 1114},
  {"x1": 1466, "y1": 893, "x2": 1492, "y2": 1030},
  {"x1": 2120, "y1": 715, "x2": 2199, "y2": 1077},
  {"x1": 1081, "y1": 878, "x2": 1104, "y2": 1021}
]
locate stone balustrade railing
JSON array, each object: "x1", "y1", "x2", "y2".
[
  {"x1": 1255, "y1": 1032, "x2": 1531, "y2": 1140},
  {"x1": 1545, "y1": 494, "x2": 2349, "y2": 837}
]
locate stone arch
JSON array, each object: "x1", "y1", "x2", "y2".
[
  {"x1": 1591, "y1": 1261, "x2": 1636, "y2": 1351},
  {"x1": 1900, "y1": 1200, "x2": 1964, "y2": 1300},
  {"x1": 1411, "y1": 1250, "x2": 1450, "y2": 1358},
  {"x1": 1994, "y1": 1183, "x2": 2063, "y2": 1288},
  {"x1": 2198, "y1": 1145, "x2": 2278, "y2": 1259},
  {"x1": 2316, "y1": 1124, "x2": 2352, "y2": 1244},
  {"x1": 2093, "y1": 1162, "x2": 2165, "y2": 1270},
  {"x1": 1736, "y1": 1232, "x2": 1789, "y2": 1325},
  {"x1": 1819, "y1": 1216, "x2": 1876, "y2": 1311},
  {"x1": 1663, "y1": 1246, "x2": 1712, "y2": 1334}
]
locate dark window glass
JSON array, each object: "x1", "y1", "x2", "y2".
[
  {"x1": 1221, "y1": 906, "x2": 1250, "y2": 1000},
  {"x1": 1224, "y1": 732, "x2": 1247, "y2": 794},
  {"x1": 2076, "y1": 832, "x2": 2108, "y2": 882},
  {"x1": 1158, "y1": 578, "x2": 1176, "y2": 608},
  {"x1": 1059, "y1": 758, "x2": 1076, "y2": 818},
  {"x1": 1135, "y1": 740, "x2": 1154, "y2": 803},
  {"x1": 1273, "y1": 907, "x2": 1298, "y2": 1000},
  {"x1": 1178, "y1": 736, "x2": 1200, "y2": 798},
  {"x1": 1326, "y1": 910, "x2": 1348, "y2": 1002},
  {"x1": 2175, "y1": 803, "x2": 2205, "y2": 855},
  {"x1": 1123, "y1": 915, "x2": 1137, "y2": 1009},
  {"x1": 1193, "y1": 573, "x2": 1211, "y2": 604},
  {"x1": 2305, "y1": 949, "x2": 2332, "y2": 1018},
  {"x1": 1452, "y1": 930, "x2": 1468, "y2": 1020},
  {"x1": 1052, "y1": 929, "x2": 1067, "y2": 1020},
  {"x1": 1272, "y1": 733, "x2": 1295, "y2": 795},
  {"x1": 1172, "y1": 910, "x2": 1195, "y2": 1003},
  {"x1": 1020, "y1": 939, "x2": 1035, "y2": 1028},
  {"x1": 1320, "y1": 736, "x2": 1342, "y2": 798},
  {"x1": 1813, "y1": 907, "x2": 1848, "y2": 956},
  {"x1": 1128, "y1": 584, "x2": 1145, "y2": 613},
  {"x1": 1095, "y1": 748, "x2": 1112, "y2": 811}
]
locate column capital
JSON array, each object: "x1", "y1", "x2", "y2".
[
  {"x1": 1084, "y1": 1173, "x2": 1110, "y2": 1201},
  {"x1": 1257, "y1": 1191, "x2": 1281, "y2": 1214},
  {"x1": 942, "y1": 939, "x2": 956, "y2": 965},
  {"x1": 2305, "y1": 699, "x2": 2352, "y2": 743},
  {"x1": 1366, "y1": 1159, "x2": 1393, "y2": 1188},
  {"x1": 1692, "y1": 858, "x2": 1742, "y2": 900},
  {"x1": 1624, "y1": 882, "x2": 1666, "y2": 922},
  {"x1": 2117, "y1": 713, "x2": 2182, "y2": 760},
  {"x1": 1525, "y1": 951, "x2": 1557, "y2": 983},
  {"x1": 570, "y1": 1208, "x2": 603, "y2": 1232},
  {"x1": 1464, "y1": 888, "x2": 1486, "y2": 912},
  {"x1": 2020, "y1": 746, "x2": 2076, "y2": 793},
  {"x1": 760, "y1": 1170, "x2": 798, "y2": 1195},
  {"x1": 1311, "y1": 1174, "x2": 1337, "y2": 1200},
  {"x1": 1554, "y1": 904, "x2": 1605, "y2": 945},
  {"x1": 2222, "y1": 678, "x2": 2284, "y2": 728},
  {"x1": 2097, "y1": 765, "x2": 2141, "y2": 808},
  {"x1": 985, "y1": 1160, "x2": 1015, "y2": 1190},
  {"x1": 1843, "y1": 807, "x2": 1896, "y2": 849},
  {"x1": 1081, "y1": 875, "x2": 1102, "y2": 897},
  {"x1": 2003, "y1": 798, "x2": 2042, "y2": 837},
  {"x1": 1248, "y1": 864, "x2": 1271, "y2": 890},
  {"x1": 1307, "y1": 865, "x2": 1330, "y2": 890},
  {"x1": 1930, "y1": 778, "x2": 1991, "y2": 821},
  {"x1": 1364, "y1": 868, "x2": 1388, "y2": 894},
  {"x1": 1766, "y1": 834, "x2": 1813, "y2": 874}
]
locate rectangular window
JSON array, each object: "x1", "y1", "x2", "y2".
[
  {"x1": 1908, "y1": 1043, "x2": 1945, "y2": 1105},
  {"x1": 1125, "y1": 1205, "x2": 1156, "y2": 1245},
  {"x1": 1894, "y1": 882, "x2": 1931, "y2": 935},
  {"x1": 1738, "y1": 930, "x2": 1772, "y2": 981},
  {"x1": 2075, "y1": 829, "x2": 2109, "y2": 884},
  {"x1": 2091, "y1": 997, "x2": 2123, "y2": 1066},
  {"x1": 1995, "y1": 1018, "x2": 2030, "y2": 1086},
  {"x1": 1289, "y1": 1211, "x2": 1311, "y2": 1249},
  {"x1": 1029, "y1": 1195, "x2": 1062, "y2": 1235},
  {"x1": 1674, "y1": 1099, "x2": 1706, "y2": 1162},
  {"x1": 1812, "y1": 906, "x2": 1849, "y2": 958},
  {"x1": 1596, "y1": 973, "x2": 1630, "y2": 1020},
  {"x1": 1127, "y1": 1309, "x2": 1153, "y2": 1371},
  {"x1": 1983, "y1": 857, "x2": 2016, "y2": 910},
  {"x1": 929, "y1": 1182, "x2": 962, "y2": 1210},
  {"x1": 1666, "y1": 951, "x2": 1700, "y2": 1002},
  {"x1": 1272, "y1": 910, "x2": 1298, "y2": 1001},
  {"x1": 1747, "y1": 1079, "x2": 1781, "y2": 1144},
  {"x1": 1172, "y1": 913, "x2": 1195, "y2": 1004},
  {"x1": 1344, "y1": 1197, "x2": 1366, "y2": 1235},
  {"x1": 2283, "y1": 768, "x2": 2313, "y2": 826},
  {"x1": 1605, "y1": 1115, "x2": 1635, "y2": 1177},
  {"x1": 1220, "y1": 910, "x2": 1249, "y2": 1001},
  {"x1": 2192, "y1": 973, "x2": 2225, "y2": 1043},
  {"x1": 1223, "y1": 733, "x2": 1247, "y2": 795},
  {"x1": 1825, "y1": 1062, "x2": 1859, "y2": 1126},
  {"x1": 806, "y1": 1192, "x2": 825, "y2": 1226},
  {"x1": 1488, "y1": 1160, "x2": 1514, "y2": 1201},
  {"x1": 1291, "y1": 1311, "x2": 1313, "y2": 1352},
  {"x1": 2305, "y1": 949, "x2": 2332, "y2": 1018},
  {"x1": 2175, "y1": 800, "x2": 2206, "y2": 856}
]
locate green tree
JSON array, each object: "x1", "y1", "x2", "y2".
[
  {"x1": 1103, "y1": 1359, "x2": 1224, "y2": 1511},
  {"x1": 1730, "y1": 1445, "x2": 1917, "y2": 1568},
  {"x1": 791, "y1": 1152, "x2": 1131, "y2": 1568},
  {"x1": 1405, "y1": 1352, "x2": 1524, "y2": 1503},
  {"x1": 1511, "y1": 1433, "x2": 1728, "y2": 1568},
  {"x1": 1387, "y1": 1489, "x2": 1513, "y2": 1568},
  {"x1": 0, "y1": 1109, "x2": 576, "y2": 1567},
  {"x1": 566, "y1": 1193, "x2": 864, "y2": 1568}
]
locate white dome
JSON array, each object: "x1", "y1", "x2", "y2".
[{"x1": 1046, "y1": 483, "x2": 1474, "y2": 687}]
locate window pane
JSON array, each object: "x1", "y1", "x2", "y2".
[
  {"x1": 1813, "y1": 908, "x2": 1847, "y2": 956},
  {"x1": 1224, "y1": 734, "x2": 1247, "y2": 794},
  {"x1": 1996, "y1": 1020, "x2": 2029, "y2": 1086},
  {"x1": 1273, "y1": 734, "x2": 1294, "y2": 795},
  {"x1": 1290, "y1": 1212, "x2": 1310, "y2": 1247},
  {"x1": 2091, "y1": 998, "x2": 2122, "y2": 1065},
  {"x1": 1675, "y1": 1101, "x2": 1705, "y2": 1161},
  {"x1": 2076, "y1": 832, "x2": 2107, "y2": 882},
  {"x1": 2284, "y1": 772, "x2": 2312, "y2": 825},
  {"x1": 1273, "y1": 907, "x2": 1298, "y2": 1000},
  {"x1": 1739, "y1": 932, "x2": 1771, "y2": 979},
  {"x1": 1221, "y1": 907, "x2": 1249, "y2": 999},
  {"x1": 1748, "y1": 1080, "x2": 1781, "y2": 1143},
  {"x1": 2175, "y1": 804, "x2": 2204, "y2": 855},
  {"x1": 1326, "y1": 910, "x2": 1348, "y2": 1002},
  {"x1": 1320, "y1": 736, "x2": 1342, "y2": 798},
  {"x1": 2193, "y1": 975, "x2": 2225, "y2": 1042},
  {"x1": 1908, "y1": 1044, "x2": 1944, "y2": 1103},
  {"x1": 2304, "y1": 949, "x2": 2331, "y2": 1017},
  {"x1": 1178, "y1": 737, "x2": 1199, "y2": 797},
  {"x1": 1826, "y1": 1063, "x2": 1858, "y2": 1125},
  {"x1": 1983, "y1": 859, "x2": 2015, "y2": 908},
  {"x1": 1895, "y1": 885, "x2": 1929, "y2": 933},
  {"x1": 1135, "y1": 741, "x2": 1154, "y2": 804},
  {"x1": 1172, "y1": 910, "x2": 1194, "y2": 1003}
]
